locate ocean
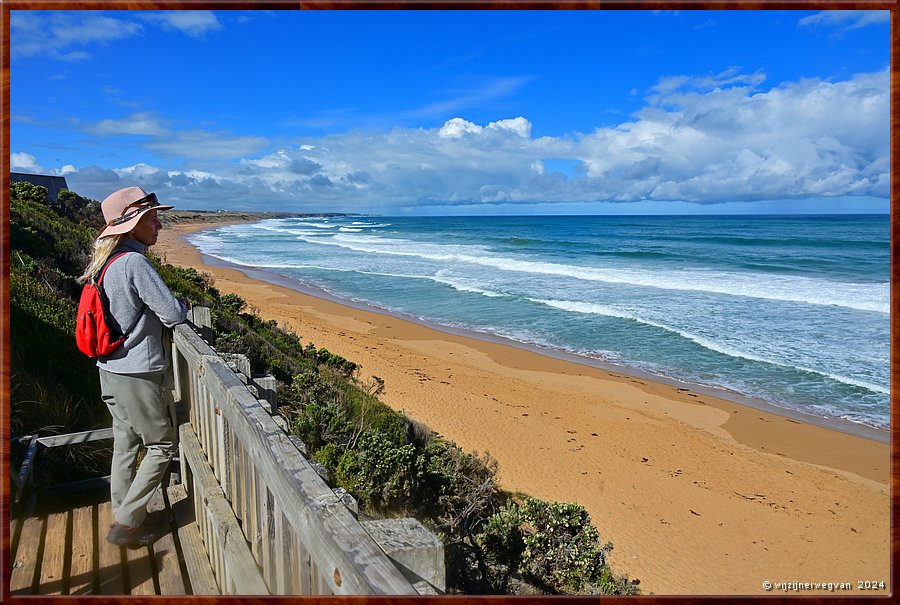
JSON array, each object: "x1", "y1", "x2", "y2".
[{"x1": 188, "y1": 214, "x2": 890, "y2": 432}]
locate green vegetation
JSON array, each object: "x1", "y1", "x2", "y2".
[{"x1": 9, "y1": 183, "x2": 638, "y2": 595}]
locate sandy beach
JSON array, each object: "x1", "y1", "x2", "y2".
[{"x1": 155, "y1": 220, "x2": 890, "y2": 596}]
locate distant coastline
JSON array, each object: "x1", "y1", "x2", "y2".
[{"x1": 160, "y1": 209, "x2": 360, "y2": 225}]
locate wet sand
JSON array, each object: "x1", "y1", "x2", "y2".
[{"x1": 155, "y1": 220, "x2": 891, "y2": 595}]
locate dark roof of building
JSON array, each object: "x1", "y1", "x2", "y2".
[{"x1": 11, "y1": 172, "x2": 69, "y2": 203}]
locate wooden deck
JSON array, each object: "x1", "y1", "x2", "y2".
[{"x1": 8, "y1": 483, "x2": 219, "y2": 596}]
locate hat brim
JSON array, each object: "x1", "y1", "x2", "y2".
[{"x1": 99, "y1": 204, "x2": 174, "y2": 238}]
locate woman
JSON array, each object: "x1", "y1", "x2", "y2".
[{"x1": 78, "y1": 186, "x2": 190, "y2": 547}]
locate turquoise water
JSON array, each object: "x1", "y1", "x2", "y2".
[{"x1": 189, "y1": 214, "x2": 890, "y2": 430}]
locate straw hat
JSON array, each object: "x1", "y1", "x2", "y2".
[{"x1": 98, "y1": 186, "x2": 173, "y2": 239}]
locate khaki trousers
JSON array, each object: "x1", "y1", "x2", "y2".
[{"x1": 99, "y1": 368, "x2": 176, "y2": 528}]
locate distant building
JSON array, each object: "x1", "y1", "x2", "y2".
[{"x1": 10, "y1": 172, "x2": 69, "y2": 204}]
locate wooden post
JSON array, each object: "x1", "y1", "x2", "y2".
[
  {"x1": 252, "y1": 374, "x2": 278, "y2": 414},
  {"x1": 221, "y1": 353, "x2": 251, "y2": 384},
  {"x1": 360, "y1": 518, "x2": 445, "y2": 594},
  {"x1": 188, "y1": 306, "x2": 213, "y2": 343}
]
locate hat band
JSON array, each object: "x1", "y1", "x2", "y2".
[{"x1": 107, "y1": 193, "x2": 159, "y2": 227}]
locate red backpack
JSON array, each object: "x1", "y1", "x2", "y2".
[{"x1": 76, "y1": 252, "x2": 143, "y2": 358}]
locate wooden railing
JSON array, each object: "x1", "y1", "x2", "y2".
[{"x1": 171, "y1": 314, "x2": 444, "y2": 595}]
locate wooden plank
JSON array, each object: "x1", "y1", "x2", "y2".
[
  {"x1": 273, "y1": 504, "x2": 291, "y2": 594},
  {"x1": 230, "y1": 429, "x2": 243, "y2": 519},
  {"x1": 169, "y1": 483, "x2": 220, "y2": 595},
  {"x1": 295, "y1": 531, "x2": 311, "y2": 595},
  {"x1": 9, "y1": 514, "x2": 24, "y2": 577},
  {"x1": 180, "y1": 424, "x2": 268, "y2": 595},
  {"x1": 126, "y1": 545, "x2": 156, "y2": 595},
  {"x1": 260, "y1": 483, "x2": 275, "y2": 590},
  {"x1": 10, "y1": 516, "x2": 43, "y2": 594},
  {"x1": 248, "y1": 464, "x2": 260, "y2": 563},
  {"x1": 36, "y1": 428, "x2": 114, "y2": 448},
  {"x1": 38, "y1": 510, "x2": 68, "y2": 594},
  {"x1": 96, "y1": 502, "x2": 125, "y2": 595},
  {"x1": 153, "y1": 520, "x2": 186, "y2": 594},
  {"x1": 214, "y1": 401, "x2": 226, "y2": 487},
  {"x1": 173, "y1": 323, "x2": 217, "y2": 361},
  {"x1": 68, "y1": 505, "x2": 96, "y2": 595}
]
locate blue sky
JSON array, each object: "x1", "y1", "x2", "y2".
[{"x1": 10, "y1": 9, "x2": 890, "y2": 215}]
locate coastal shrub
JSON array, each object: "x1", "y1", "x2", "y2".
[
  {"x1": 55, "y1": 189, "x2": 104, "y2": 229},
  {"x1": 219, "y1": 292, "x2": 246, "y2": 314},
  {"x1": 151, "y1": 259, "x2": 219, "y2": 307},
  {"x1": 293, "y1": 401, "x2": 351, "y2": 453},
  {"x1": 418, "y1": 439, "x2": 500, "y2": 537},
  {"x1": 476, "y1": 497, "x2": 638, "y2": 595},
  {"x1": 333, "y1": 431, "x2": 419, "y2": 511},
  {"x1": 9, "y1": 187, "x2": 111, "y2": 488},
  {"x1": 11, "y1": 187, "x2": 95, "y2": 277}
]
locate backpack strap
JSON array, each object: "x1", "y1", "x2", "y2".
[
  {"x1": 93, "y1": 251, "x2": 129, "y2": 285},
  {"x1": 94, "y1": 251, "x2": 147, "y2": 343}
]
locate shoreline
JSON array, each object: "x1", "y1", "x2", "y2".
[
  {"x1": 201, "y1": 250, "x2": 889, "y2": 444},
  {"x1": 154, "y1": 219, "x2": 890, "y2": 595}
]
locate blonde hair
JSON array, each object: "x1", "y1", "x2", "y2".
[{"x1": 78, "y1": 234, "x2": 126, "y2": 284}]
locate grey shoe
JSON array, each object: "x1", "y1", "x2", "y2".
[{"x1": 106, "y1": 521, "x2": 162, "y2": 547}]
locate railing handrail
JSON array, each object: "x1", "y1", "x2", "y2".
[{"x1": 172, "y1": 321, "x2": 422, "y2": 595}]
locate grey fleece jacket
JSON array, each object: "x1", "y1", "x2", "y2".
[{"x1": 96, "y1": 238, "x2": 188, "y2": 374}]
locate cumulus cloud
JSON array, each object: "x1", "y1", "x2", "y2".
[
  {"x1": 11, "y1": 152, "x2": 44, "y2": 173},
  {"x1": 34, "y1": 68, "x2": 889, "y2": 212}
]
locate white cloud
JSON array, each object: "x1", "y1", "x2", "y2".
[
  {"x1": 147, "y1": 131, "x2": 270, "y2": 160},
  {"x1": 409, "y1": 76, "x2": 534, "y2": 118},
  {"x1": 11, "y1": 11, "x2": 143, "y2": 61},
  {"x1": 798, "y1": 10, "x2": 889, "y2": 31},
  {"x1": 46, "y1": 68, "x2": 889, "y2": 212},
  {"x1": 439, "y1": 118, "x2": 483, "y2": 138},
  {"x1": 11, "y1": 152, "x2": 44, "y2": 173},
  {"x1": 12, "y1": 10, "x2": 223, "y2": 61},
  {"x1": 10, "y1": 153, "x2": 78, "y2": 178},
  {"x1": 86, "y1": 112, "x2": 169, "y2": 136},
  {"x1": 138, "y1": 11, "x2": 222, "y2": 38},
  {"x1": 487, "y1": 117, "x2": 531, "y2": 138}
]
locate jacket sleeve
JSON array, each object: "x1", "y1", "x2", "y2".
[{"x1": 126, "y1": 254, "x2": 188, "y2": 328}]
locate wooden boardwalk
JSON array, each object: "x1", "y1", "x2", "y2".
[{"x1": 8, "y1": 484, "x2": 219, "y2": 596}]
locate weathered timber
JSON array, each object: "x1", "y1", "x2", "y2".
[
  {"x1": 38, "y1": 510, "x2": 68, "y2": 594},
  {"x1": 171, "y1": 316, "x2": 440, "y2": 596},
  {"x1": 68, "y1": 505, "x2": 95, "y2": 595},
  {"x1": 361, "y1": 518, "x2": 445, "y2": 593},
  {"x1": 179, "y1": 423, "x2": 268, "y2": 594},
  {"x1": 96, "y1": 502, "x2": 126, "y2": 595},
  {"x1": 126, "y1": 545, "x2": 156, "y2": 595},
  {"x1": 252, "y1": 374, "x2": 278, "y2": 414},
  {"x1": 10, "y1": 516, "x2": 42, "y2": 593},
  {"x1": 168, "y1": 483, "x2": 220, "y2": 595},
  {"x1": 36, "y1": 428, "x2": 114, "y2": 448},
  {"x1": 198, "y1": 351, "x2": 418, "y2": 595}
]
